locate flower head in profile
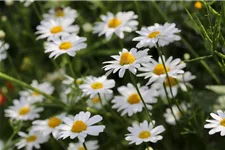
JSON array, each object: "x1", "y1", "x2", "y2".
[
  {"x1": 133, "y1": 23, "x2": 181, "y2": 48},
  {"x1": 125, "y1": 120, "x2": 165, "y2": 145},
  {"x1": 163, "y1": 103, "x2": 188, "y2": 125},
  {"x1": 93, "y1": 11, "x2": 138, "y2": 40},
  {"x1": 43, "y1": 6, "x2": 78, "y2": 20},
  {"x1": 19, "y1": 80, "x2": 54, "y2": 103},
  {"x1": 44, "y1": 34, "x2": 87, "y2": 59},
  {"x1": 138, "y1": 56, "x2": 186, "y2": 85},
  {"x1": 80, "y1": 75, "x2": 115, "y2": 98},
  {"x1": 112, "y1": 83, "x2": 158, "y2": 116},
  {"x1": 0, "y1": 40, "x2": 9, "y2": 62},
  {"x1": 103, "y1": 48, "x2": 150, "y2": 78},
  {"x1": 87, "y1": 93, "x2": 113, "y2": 110},
  {"x1": 32, "y1": 113, "x2": 66, "y2": 139},
  {"x1": 57, "y1": 111, "x2": 105, "y2": 143},
  {"x1": 5, "y1": 97, "x2": 43, "y2": 121},
  {"x1": 16, "y1": 130, "x2": 49, "y2": 150},
  {"x1": 36, "y1": 19, "x2": 79, "y2": 41},
  {"x1": 204, "y1": 110, "x2": 225, "y2": 136},
  {"x1": 68, "y1": 140, "x2": 99, "y2": 150}
]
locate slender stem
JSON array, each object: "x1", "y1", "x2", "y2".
[
  {"x1": 134, "y1": 1, "x2": 142, "y2": 26},
  {"x1": 129, "y1": 72, "x2": 152, "y2": 121},
  {"x1": 97, "y1": 93, "x2": 104, "y2": 109},
  {"x1": 83, "y1": 142, "x2": 88, "y2": 150},
  {"x1": 3, "y1": 131, "x2": 17, "y2": 150},
  {"x1": 32, "y1": 3, "x2": 42, "y2": 20},
  {"x1": 184, "y1": 54, "x2": 213, "y2": 63},
  {"x1": 0, "y1": 72, "x2": 55, "y2": 101},
  {"x1": 66, "y1": 56, "x2": 79, "y2": 89}
]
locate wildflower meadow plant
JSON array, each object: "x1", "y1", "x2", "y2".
[{"x1": 1, "y1": 1, "x2": 225, "y2": 150}]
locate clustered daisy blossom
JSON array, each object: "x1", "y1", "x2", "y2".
[
  {"x1": 204, "y1": 110, "x2": 225, "y2": 136},
  {"x1": 80, "y1": 75, "x2": 115, "y2": 98},
  {"x1": 125, "y1": 120, "x2": 165, "y2": 145},
  {"x1": 57, "y1": 111, "x2": 105, "y2": 143},
  {"x1": 36, "y1": 6, "x2": 86, "y2": 59},
  {"x1": 133, "y1": 22, "x2": 181, "y2": 48},
  {"x1": 5, "y1": 97, "x2": 43, "y2": 121},
  {"x1": 103, "y1": 48, "x2": 150, "y2": 78},
  {"x1": 93, "y1": 11, "x2": 138, "y2": 40},
  {"x1": 19, "y1": 80, "x2": 54, "y2": 103},
  {"x1": 68, "y1": 140, "x2": 99, "y2": 150},
  {"x1": 112, "y1": 83, "x2": 158, "y2": 116}
]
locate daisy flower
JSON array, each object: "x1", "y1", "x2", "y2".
[
  {"x1": 43, "y1": 6, "x2": 78, "y2": 20},
  {"x1": 0, "y1": 40, "x2": 9, "y2": 62},
  {"x1": 204, "y1": 110, "x2": 225, "y2": 136},
  {"x1": 79, "y1": 75, "x2": 115, "y2": 98},
  {"x1": 19, "y1": 80, "x2": 54, "y2": 103},
  {"x1": 5, "y1": 97, "x2": 43, "y2": 121},
  {"x1": 163, "y1": 103, "x2": 188, "y2": 125},
  {"x1": 36, "y1": 18, "x2": 79, "y2": 40},
  {"x1": 68, "y1": 140, "x2": 99, "y2": 150},
  {"x1": 16, "y1": 130, "x2": 49, "y2": 150},
  {"x1": 133, "y1": 22, "x2": 181, "y2": 48},
  {"x1": 93, "y1": 11, "x2": 138, "y2": 40},
  {"x1": 103, "y1": 48, "x2": 151, "y2": 78},
  {"x1": 138, "y1": 56, "x2": 186, "y2": 85},
  {"x1": 152, "y1": 71, "x2": 196, "y2": 99},
  {"x1": 57, "y1": 111, "x2": 105, "y2": 143},
  {"x1": 86, "y1": 93, "x2": 113, "y2": 110},
  {"x1": 112, "y1": 83, "x2": 158, "y2": 116},
  {"x1": 125, "y1": 120, "x2": 165, "y2": 145},
  {"x1": 44, "y1": 34, "x2": 87, "y2": 59},
  {"x1": 32, "y1": 113, "x2": 66, "y2": 139}
]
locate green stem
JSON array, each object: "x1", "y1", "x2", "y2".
[
  {"x1": 184, "y1": 54, "x2": 213, "y2": 63},
  {"x1": 129, "y1": 71, "x2": 152, "y2": 121},
  {"x1": 134, "y1": 1, "x2": 142, "y2": 26},
  {"x1": 3, "y1": 130, "x2": 18, "y2": 150},
  {"x1": 66, "y1": 56, "x2": 79, "y2": 89},
  {"x1": 32, "y1": 3, "x2": 42, "y2": 20},
  {"x1": 83, "y1": 142, "x2": 88, "y2": 150},
  {"x1": 0, "y1": 72, "x2": 55, "y2": 101}
]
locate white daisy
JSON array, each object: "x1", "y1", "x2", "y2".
[
  {"x1": 43, "y1": 6, "x2": 78, "y2": 20},
  {"x1": 152, "y1": 71, "x2": 196, "y2": 99},
  {"x1": 19, "y1": 80, "x2": 54, "y2": 103},
  {"x1": 103, "y1": 48, "x2": 151, "y2": 78},
  {"x1": 204, "y1": 110, "x2": 225, "y2": 136},
  {"x1": 79, "y1": 75, "x2": 115, "y2": 98},
  {"x1": 68, "y1": 140, "x2": 99, "y2": 150},
  {"x1": 16, "y1": 130, "x2": 49, "y2": 150},
  {"x1": 57, "y1": 111, "x2": 105, "y2": 143},
  {"x1": 44, "y1": 34, "x2": 87, "y2": 59},
  {"x1": 163, "y1": 103, "x2": 188, "y2": 125},
  {"x1": 4, "y1": 97, "x2": 43, "y2": 121},
  {"x1": 0, "y1": 40, "x2": 9, "y2": 62},
  {"x1": 133, "y1": 22, "x2": 181, "y2": 48},
  {"x1": 20, "y1": 0, "x2": 34, "y2": 7},
  {"x1": 44, "y1": 68, "x2": 65, "y2": 82},
  {"x1": 36, "y1": 18, "x2": 79, "y2": 41},
  {"x1": 138, "y1": 56, "x2": 186, "y2": 85},
  {"x1": 32, "y1": 113, "x2": 66, "y2": 139},
  {"x1": 125, "y1": 120, "x2": 165, "y2": 145},
  {"x1": 93, "y1": 11, "x2": 138, "y2": 40},
  {"x1": 112, "y1": 83, "x2": 157, "y2": 116},
  {"x1": 87, "y1": 93, "x2": 113, "y2": 110}
]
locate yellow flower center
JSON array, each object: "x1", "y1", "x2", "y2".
[
  {"x1": 78, "y1": 146, "x2": 85, "y2": 150},
  {"x1": 194, "y1": 1, "x2": 202, "y2": 9},
  {"x1": 92, "y1": 97, "x2": 100, "y2": 104},
  {"x1": 26, "y1": 135, "x2": 37, "y2": 142},
  {"x1": 32, "y1": 91, "x2": 40, "y2": 96},
  {"x1": 48, "y1": 117, "x2": 62, "y2": 128},
  {"x1": 164, "y1": 77, "x2": 177, "y2": 86},
  {"x1": 71, "y1": 120, "x2": 87, "y2": 133},
  {"x1": 108, "y1": 18, "x2": 121, "y2": 28},
  {"x1": 139, "y1": 131, "x2": 151, "y2": 139},
  {"x1": 148, "y1": 31, "x2": 160, "y2": 38},
  {"x1": 51, "y1": 26, "x2": 63, "y2": 34},
  {"x1": 19, "y1": 107, "x2": 30, "y2": 115},
  {"x1": 119, "y1": 52, "x2": 136, "y2": 66},
  {"x1": 55, "y1": 7, "x2": 65, "y2": 17},
  {"x1": 91, "y1": 82, "x2": 103, "y2": 89},
  {"x1": 59, "y1": 42, "x2": 72, "y2": 50},
  {"x1": 128, "y1": 93, "x2": 141, "y2": 104},
  {"x1": 153, "y1": 64, "x2": 170, "y2": 75},
  {"x1": 220, "y1": 118, "x2": 225, "y2": 127}
]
